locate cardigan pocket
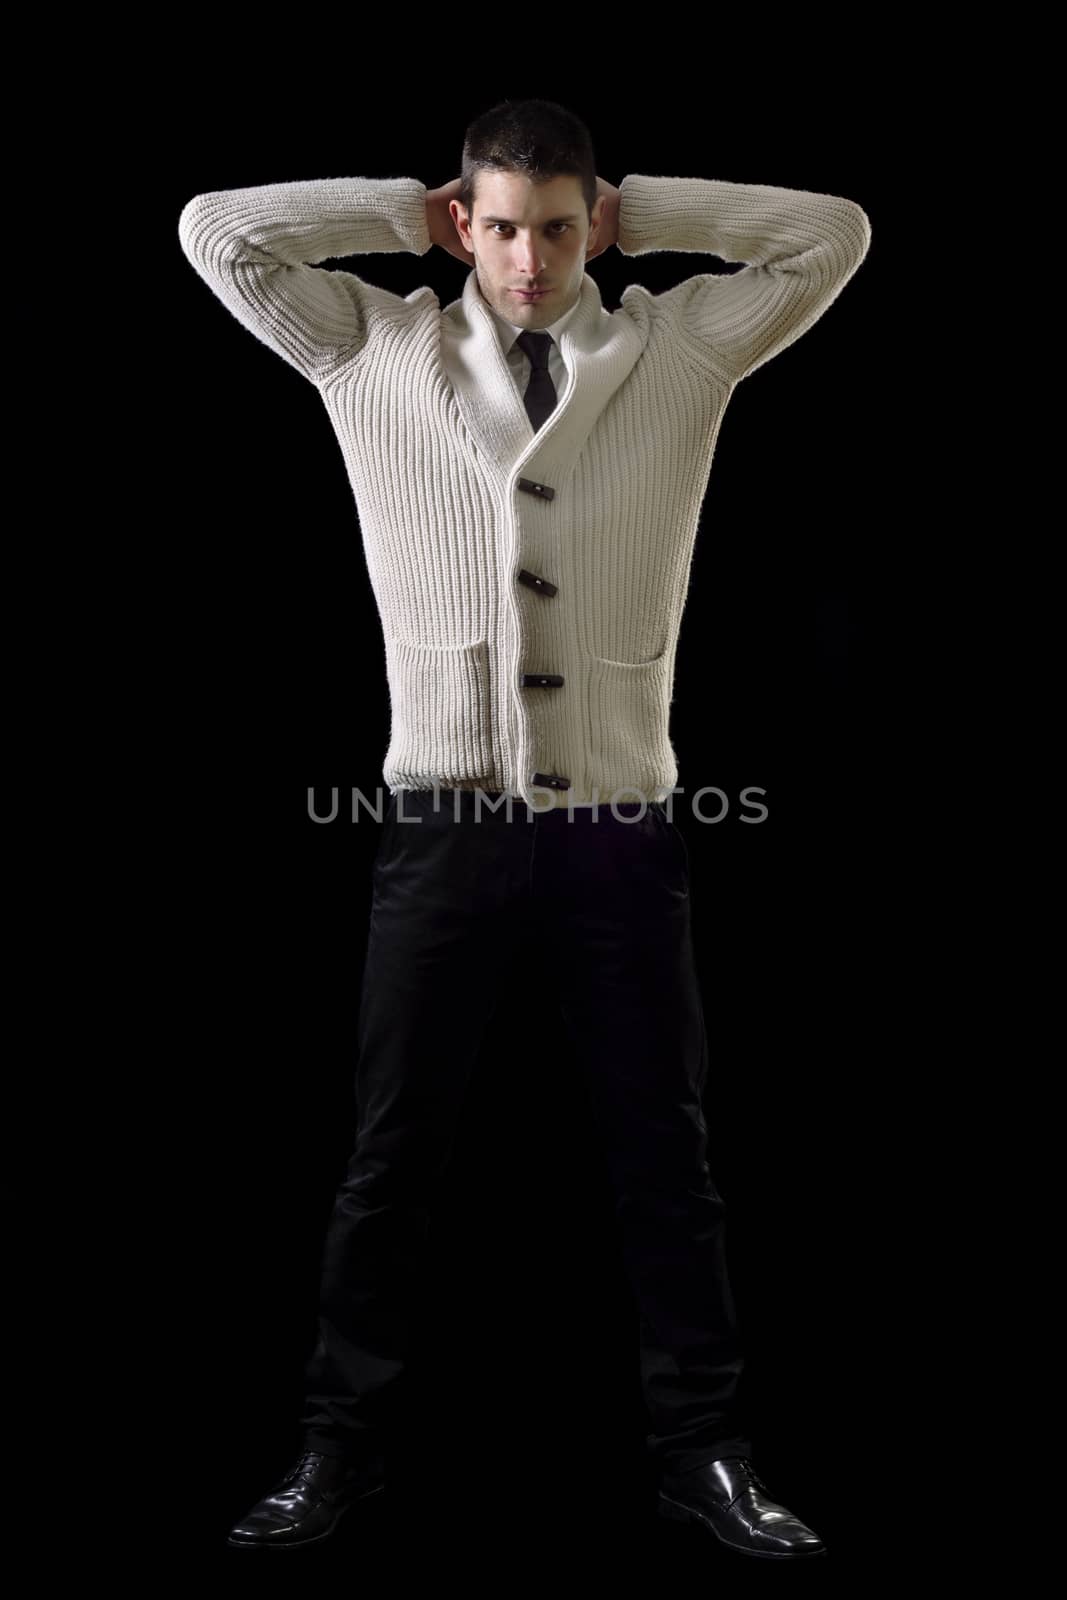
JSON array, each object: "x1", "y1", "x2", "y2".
[
  {"x1": 588, "y1": 649, "x2": 678, "y2": 799},
  {"x1": 382, "y1": 635, "x2": 494, "y2": 785}
]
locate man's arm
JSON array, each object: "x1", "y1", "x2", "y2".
[
  {"x1": 616, "y1": 173, "x2": 871, "y2": 385},
  {"x1": 177, "y1": 175, "x2": 431, "y2": 384}
]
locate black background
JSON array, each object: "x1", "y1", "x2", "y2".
[{"x1": 145, "y1": 45, "x2": 904, "y2": 1579}]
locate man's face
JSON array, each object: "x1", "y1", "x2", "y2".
[{"x1": 451, "y1": 170, "x2": 604, "y2": 328}]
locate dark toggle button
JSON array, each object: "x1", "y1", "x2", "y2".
[
  {"x1": 517, "y1": 477, "x2": 555, "y2": 501},
  {"x1": 532, "y1": 771, "x2": 571, "y2": 790},
  {"x1": 520, "y1": 673, "x2": 564, "y2": 688},
  {"x1": 517, "y1": 568, "x2": 558, "y2": 597}
]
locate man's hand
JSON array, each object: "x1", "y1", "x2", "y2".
[{"x1": 426, "y1": 179, "x2": 471, "y2": 265}]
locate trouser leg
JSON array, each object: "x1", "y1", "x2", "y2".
[
  {"x1": 298, "y1": 790, "x2": 531, "y2": 1463},
  {"x1": 532, "y1": 803, "x2": 752, "y2": 1473}
]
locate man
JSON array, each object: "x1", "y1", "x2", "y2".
[{"x1": 179, "y1": 97, "x2": 870, "y2": 1558}]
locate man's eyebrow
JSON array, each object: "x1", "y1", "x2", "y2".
[{"x1": 481, "y1": 214, "x2": 580, "y2": 225}]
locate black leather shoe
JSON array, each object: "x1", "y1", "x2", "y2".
[
  {"x1": 657, "y1": 1456, "x2": 826, "y2": 1559},
  {"x1": 226, "y1": 1449, "x2": 385, "y2": 1549}
]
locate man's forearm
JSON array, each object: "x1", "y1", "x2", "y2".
[
  {"x1": 178, "y1": 175, "x2": 431, "y2": 271},
  {"x1": 616, "y1": 172, "x2": 869, "y2": 272}
]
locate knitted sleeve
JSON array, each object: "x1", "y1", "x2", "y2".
[
  {"x1": 616, "y1": 173, "x2": 871, "y2": 385},
  {"x1": 177, "y1": 175, "x2": 431, "y2": 384}
]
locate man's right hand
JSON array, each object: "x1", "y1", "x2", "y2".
[{"x1": 426, "y1": 179, "x2": 472, "y2": 266}]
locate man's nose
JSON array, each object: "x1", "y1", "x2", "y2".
[{"x1": 515, "y1": 240, "x2": 546, "y2": 273}]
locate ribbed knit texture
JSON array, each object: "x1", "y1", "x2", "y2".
[{"x1": 178, "y1": 173, "x2": 871, "y2": 809}]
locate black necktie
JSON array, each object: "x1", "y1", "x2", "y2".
[{"x1": 514, "y1": 330, "x2": 557, "y2": 431}]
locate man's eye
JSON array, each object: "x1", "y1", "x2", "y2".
[{"x1": 492, "y1": 223, "x2": 568, "y2": 236}]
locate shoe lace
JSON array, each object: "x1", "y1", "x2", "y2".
[{"x1": 277, "y1": 1450, "x2": 323, "y2": 1490}]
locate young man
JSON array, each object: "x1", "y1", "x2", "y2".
[{"x1": 179, "y1": 97, "x2": 870, "y2": 1558}]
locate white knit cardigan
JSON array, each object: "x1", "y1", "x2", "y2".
[{"x1": 178, "y1": 172, "x2": 871, "y2": 810}]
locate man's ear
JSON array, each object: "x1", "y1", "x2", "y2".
[
  {"x1": 448, "y1": 201, "x2": 475, "y2": 256},
  {"x1": 450, "y1": 200, "x2": 468, "y2": 237}
]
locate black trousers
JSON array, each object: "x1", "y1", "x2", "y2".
[{"x1": 299, "y1": 788, "x2": 752, "y2": 1475}]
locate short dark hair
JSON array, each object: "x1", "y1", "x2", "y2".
[{"x1": 458, "y1": 98, "x2": 597, "y2": 226}]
